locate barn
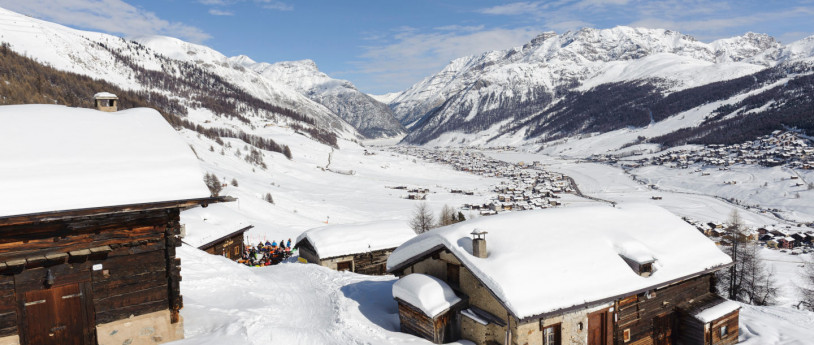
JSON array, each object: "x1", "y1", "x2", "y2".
[
  {"x1": 0, "y1": 104, "x2": 226, "y2": 345},
  {"x1": 180, "y1": 204, "x2": 252, "y2": 261},
  {"x1": 387, "y1": 204, "x2": 738, "y2": 345},
  {"x1": 295, "y1": 220, "x2": 415, "y2": 275}
]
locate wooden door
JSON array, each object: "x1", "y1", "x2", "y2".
[
  {"x1": 446, "y1": 263, "x2": 460, "y2": 288},
  {"x1": 22, "y1": 283, "x2": 87, "y2": 345},
  {"x1": 588, "y1": 309, "x2": 609, "y2": 345},
  {"x1": 337, "y1": 261, "x2": 352, "y2": 271},
  {"x1": 653, "y1": 312, "x2": 674, "y2": 345}
]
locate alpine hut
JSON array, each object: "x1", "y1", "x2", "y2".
[
  {"x1": 295, "y1": 220, "x2": 415, "y2": 275},
  {"x1": 387, "y1": 204, "x2": 738, "y2": 345},
  {"x1": 0, "y1": 104, "x2": 228, "y2": 345}
]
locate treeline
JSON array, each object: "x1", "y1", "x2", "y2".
[
  {"x1": 652, "y1": 63, "x2": 814, "y2": 146},
  {"x1": 406, "y1": 60, "x2": 813, "y2": 147},
  {"x1": 0, "y1": 42, "x2": 293, "y2": 157}
]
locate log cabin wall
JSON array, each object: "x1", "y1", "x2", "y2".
[
  {"x1": 351, "y1": 248, "x2": 395, "y2": 275},
  {"x1": 0, "y1": 207, "x2": 184, "y2": 344},
  {"x1": 203, "y1": 232, "x2": 245, "y2": 260},
  {"x1": 709, "y1": 311, "x2": 738, "y2": 345},
  {"x1": 397, "y1": 299, "x2": 436, "y2": 342},
  {"x1": 614, "y1": 274, "x2": 712, "y2": 345}
]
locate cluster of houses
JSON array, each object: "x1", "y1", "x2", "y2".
[
  {"x1": 388, "y1": 147, "x2": 575, "y2": 215},
  {"x1": 685, "y1": 217, "x2": 814, "y2": 254},
  {"x1": 595, "y1": 130, "x2": 814, "y2": 169}
]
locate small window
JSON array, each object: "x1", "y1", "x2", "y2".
[
  {"x1": 640, "y1": 262, "x2": 653, "y2": 276},
  {"x1": 234, "y1": 246, "x2": 240, "y2": 256},
  {"x1": 623, "y1": 328, "x2": 631, "y2": 342},
  {"x1": 720, "y1": 325, "x2": 728, "y2": 338},
  {"x1": 542, "y1": 323, "x2": 561, "y2": 345}
]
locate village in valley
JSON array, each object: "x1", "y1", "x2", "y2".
[{"x1": 2, "y1": 2, "x2": 814, "y2": 345}]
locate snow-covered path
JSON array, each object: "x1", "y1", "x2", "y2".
[{"x1": 172, "y1": 246, "x2": 431, "y2": 345}]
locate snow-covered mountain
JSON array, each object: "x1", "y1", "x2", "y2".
[
  {"x1": 0, "y1": 6, "x2": 360, "y2": 145},
  {"x1": 388, "y1": 27, "x2": 814, "y2": 148},
  {"x1": 235, "y1": 58, "x2": 405, "y2": 138}
]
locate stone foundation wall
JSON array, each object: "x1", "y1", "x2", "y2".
[
  {"x1": 96, "y1": 310, "x2": 183, "y2": 345},
  {"x1": 0, "y1": 335, "x2": 18, "y2": 345}
]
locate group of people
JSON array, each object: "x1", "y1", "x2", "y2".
[{"x1": 238, "y1": 238, "x2": 294, "y2": 267}]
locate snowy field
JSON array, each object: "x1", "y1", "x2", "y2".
[{"x1": 172, "y1": 140, "x2": 814, "y2": 345}]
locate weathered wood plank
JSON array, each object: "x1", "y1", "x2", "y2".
[
  {"x1": 95, "y1": 299, "x2": 168, "y2": 325},
  {"x1": 93, "y1": 285, "x2": 168, "y2": 313}
]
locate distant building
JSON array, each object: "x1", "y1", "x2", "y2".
[
  {"x1": 0, "y1": 105, "x2": 229, "y2": 345},
  {"x1": 295, "y1": 221, "x2": 415, "y2": 275},
  {"x1": 181, "y1": 204, "x2": 252, "y2": 261},
  {"x1": 387, "y1": 205, "x2": 738, "y2": 345},
  {"x1": 93, "y1": 92, "x2": 119, "y2": 112}
]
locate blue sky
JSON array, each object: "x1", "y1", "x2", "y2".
[{"x1": 2, "y1": 1, "x2": 814, "y2": 94}]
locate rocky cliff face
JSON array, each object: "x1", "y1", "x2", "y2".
[
  {"x1": 239, "y1": 59, "x2": 406, "y2": 139},
  {"x1": 386, "y1": 26, "x2": 810, "y2": 146}
]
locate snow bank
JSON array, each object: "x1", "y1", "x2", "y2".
[
  {"x1": 296, "y1": 220, "x2": 415, "y2": 259},
  {"x1": 388, "y1": 204, "x2": 732, "y2": 319},
  {"x1": 181, "y1": 204, "x2": 251, "y2": 248},
  {"x1": 392, "y1": 274, "x2": 461, "y2": 317},
  {"x1": 0, "y1": 105, "x2": 210, "y2": 217},
  {"x1": 694, "y1": 300, "x2": 741, "y2": 323}
]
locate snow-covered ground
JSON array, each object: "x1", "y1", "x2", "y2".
[{"x1": 171, "y1": 141, "x2": 814, "y2": 345}]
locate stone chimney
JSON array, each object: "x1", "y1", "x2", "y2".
[
  {"x1": 471, "y1": 229, "x2": 488, "y2": 258},
  {"x1": 94, "y1": 92, "x2": 119, "y2": 112}
]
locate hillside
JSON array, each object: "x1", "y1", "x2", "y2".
[
  {"x1": 387, "y1": 27, "x2": 814, "y2": 151},
  {"x1": 237, "y1": 58, "x2": 406, "y2": 139}
]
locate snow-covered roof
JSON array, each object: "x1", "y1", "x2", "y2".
[
  {"x1": 392, "y1": 273, "x2": 461, "y2": 317},
  {"x1": 694, "y1": 300, "x2": 741, "y2": 323},
  {"x1": 0, "y1": 105, "x2": 211, "y2": 218},
  {"x1": 296, "y1": 220, "x2": 415, "y2": 259},
  {"x1": 387, "y1": 204, "x2": 733, "y2": 319},
  {"x1": 93, "y1": 91, "x2": 118, "y2": 99},
  {"x1": 181, "y1": 203, "x2": 251, "y2": 248}
]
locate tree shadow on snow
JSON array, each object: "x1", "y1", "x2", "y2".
[{"x1": 340, "y1": 280, "x2": 400, "y2": 330}]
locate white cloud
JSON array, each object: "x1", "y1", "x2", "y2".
[
  {"x1": 630, "y1": 7, "x2": 814, "y2": 40},
  {"x1": 0, "y1": 0, "x2": 211, "y2": 42},
  {"x1": 208, "y1": 9, "x2": 234, "y2": 16},
  {"x1": 258, "y1": 1, "x2": 293, "y2": 11},
  {"x1": 351, "y1": 26, "x2": 541, "y2": 92}
]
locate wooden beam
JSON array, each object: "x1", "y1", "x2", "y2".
[{"x1": 0, "y1": 196, "x2": 234, "y2": 227}]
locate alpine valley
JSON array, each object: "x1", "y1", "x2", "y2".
[{"x1": 1, "y1": 4, "x2": 814, "y2": 345}]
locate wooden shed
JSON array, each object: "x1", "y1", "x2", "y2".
[
  {"x1": 0, "y1": 104, "x2": 226, "y2": 345},
  {"x1": 295, "y1": 220, "x2": 415, "y2": 275},
  {"x1": 677, "y1": 294, "x2": 740, "y2": 345},
  {"x1": 392, "y1": 274, "x2": 465, "y2": 344},
  {"x1": 180, "y1": 204, "x2": 252, "y2": 261}
]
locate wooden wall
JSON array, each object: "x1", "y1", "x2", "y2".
[
  {"x1": 203, "y1": 232, "x2": 245, "y2": 260},
  {"x1": 709, "y1": 310, "x2": 738, "y2": 345},
  {"x1": 0, "y1": 207, "x2": 184, "y2": 340},
  {"x1": 398, "y1": 300, "x2": 436, "y2": 342},
  {"x1": 615, "y1": 275, "x2": 712, "y2": 345},
  {"x1": 351, "y1": 248, "x2": 393, "y2": 275}
]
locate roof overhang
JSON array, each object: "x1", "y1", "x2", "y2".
[{"x1": 0, "y1": 196, "x2": 235, "y2": 226}]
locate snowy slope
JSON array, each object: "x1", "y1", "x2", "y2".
[
  {"x1": 237, "y1": 58, "x2": 405, "y2": 138},
  {"x1": 388, "y1": 26, "x2": 814, "y2": 148},
  {"x1": 0, "y1": 6, "x2": 359, "y2": 142}
]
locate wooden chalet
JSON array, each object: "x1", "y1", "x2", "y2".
[
  {"x1": 180, "y1": 204, "x2": 252, "y2": 261},
  {"x1": 0, "y1": 104, "x2": 229, "y2": 345},
  {"x1": 387, "y1": 205, "x2": 738, "y2": 345},
  {"x1": 295, "y1": 221, "x2": 415, "y2": 275}
]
